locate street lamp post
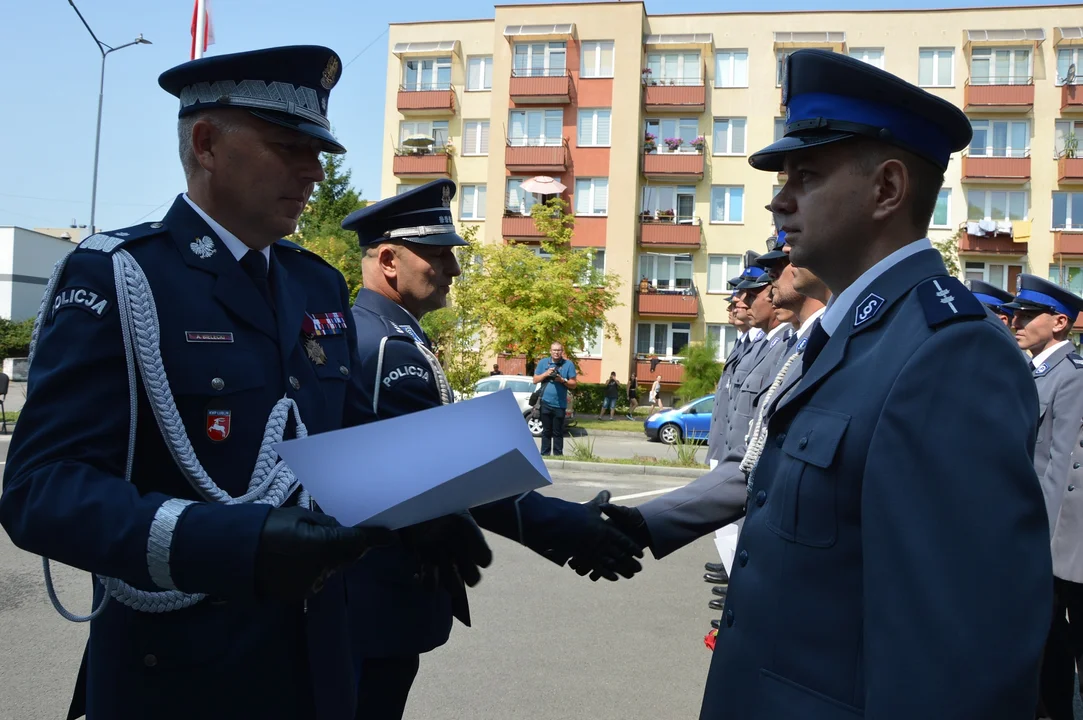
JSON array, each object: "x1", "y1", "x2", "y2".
[{"x1": 68, "y1": 0, "x2": 150, "y2": 235}]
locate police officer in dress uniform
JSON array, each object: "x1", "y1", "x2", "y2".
[
  {"x1": 968, "y1": 278, "x2": 1014, "y2": 327},
  {"x1": 339, "y1": 179, "x2": 645, "y2": 720},
  {"x1": 1003, "y1": 275, "x2": 1083, "y2": 720},
  {"x1": 0, "y1": 47, "x2": 491, "y2": 720},
  {"x1": 612, "y1": 49, "x2": 1051, "y2": 718}
]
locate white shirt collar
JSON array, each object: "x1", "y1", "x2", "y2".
[
  {"x1": 737, "y1": 331, "x2": 748, "y2": 342},
  {"x1": 766, "y1": 322, "x2": 791, "y2": 341},
  {"x1": 796, "y1": 306, "x2": 827, "y2": 340},
  {"x1": 1032, "y1": 340, "x2": 1071, "y2": 369},
  {"x1": 183, "y1": 194, "x2": 271, "y2": 264},
  {"x1": 821, "y1": 238, "x2": 932, "y2": 337},
  {"x1": 747, "y1": 327, "x2": 766, "y2": 342}
]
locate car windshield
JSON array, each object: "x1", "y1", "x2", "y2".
[
  {"x1": 506, "y1": 380, "x2": 534, "y2": 393},
  {"x1": 474, "y1": 379, "x2": 501, "y2": 393},
  {"x1": 680, "y1": 396, "x2": 714, "y2": 413}
]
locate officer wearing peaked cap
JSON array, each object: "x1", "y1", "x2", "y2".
[
  {"x1": 625, "y1": 48, "x2": 1051, "y2": 719},
  {"x1": 340, "y1": 178, "x2": 645, "y2": 720},
  {"x1": 1003, "y1": 274, "x2": 1083, "y2": 719},
  {"x1": 0, "y1": 46, "x2": 492, "y2": 720},
  {"x1": 967, "y1": 278, "x2": 1014, "y2": 326}
]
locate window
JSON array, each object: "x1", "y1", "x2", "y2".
[
  {"x1": 776, "y1": 50, "x2": 793, "y2": 87},
  {"x1": 918, "y1": 48, "x2": 954, "y2": 87},
  {"x1": 460, "y1": 184, "x2": 486, "y2": 220},
  {"x1": 645, "y1": 118, "x2": 699, "y2": 153},
  {"x1": 641, "y1": 185, "x2": 696, "y2": 223},
  {"x1": 710, "y1": 186, "x2": 744, "y2": 223},
  {"x1": 463, "y1": 120, "x2": 489, "y2": 156},
  {"x1": 506, "y1": 178, "x2": 540, "y2": 214},
  {"x1": 513, "y1": 42, "x2": 566, "y2": 77},
  {"x1": 970, "y1": 47, "x2": 1031, "y2": 86},
  {"x1": 1057, "y1": 120, "x2": 1083, "y2": 158},
  {"x1": 715, "y1": 50, "x2": 748, "y2": 87},
  {"x1": 403, "y1": 56, "x2": 451, "y2": 91},
  {"x1": 396, "y1": 184, "x2": 420, "y2": 196},
  {"x1": 646, "y1": 52, "x2": 701, "y2": 85},
  {"x1": 399, "y1": 120, "x2": 449, "y2": 149},
  {"x1": 574, "y1": 178, "x2": 609, "y2": 216},
  {"x1": 506, "y1": 379, "x2": 535, "y2": 393},
  {"x1": 1051, "y1": 264, "x2": 1083, "y2": 296},
  {"x1": 932, "y1": 188, "x2": 951, "y2": 229},
  {"x1": 707, "y1": 323, "x2": 740, "y2": 361},
  {"x1": 849, "y1": 48, "x2": 884, "y2": 69},
  {"x1": 579, "y1": 325, "x2": 604, "y2": 357},
  {"x1": 707, "y1": 254, "x2": 742, "y2": 293},
  {"x1": 1054, "y1": 192, "x2": 1083, "y2": 231},
  {"x1": 639, "y1": 253, "x2": 693, "y2": 291},
  {"x1": 636, "y1": 322, "x2": 691, "y2": 357},
  {"x1": 581, "y1": 41, "x2": 614, "y2": 78},
  {"x1": 474, "y1": 379, "x2": 500, "y2": 393},
  {"x1": 967, "y1": 190, "x2": 1028, "y2": 222},
  {"x1": 577, "y1": 109, "x2": 611, "y2": 147},
  {"x1": 509, "y1": 109, "x2": 563, "y2": 146},
  {"x1": 1057, "y1": 47, "x2": 1081, "y2": 86},
  {"x1": 466, "y1": 56, "x2": 493, "y2": 91},
  {"x1": 966, "y1": 261, "x2": 1023, "y2": 291},
  {"x1": 774, "y1": 117, "x2": 786, "y2": 142},
  {"x1": 712, "y1": 118, "x2": 747, "y2": 155},
  {"x1": 970, "y1": 120, "x2": 1029, "y2": 158}
]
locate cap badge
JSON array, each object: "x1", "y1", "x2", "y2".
[
  {"x1": 441, "y1": 185, "x2": 452, "y2": 208},
  {"x1": 190, "y1": 235, "x2": 216, "y2": 259},
  {"x1": 321, "y1": 54, "x2": 341, "y2": 90},
  {"x1": 1016, "y1": 274, "x2": 1023, "y2": 292}
]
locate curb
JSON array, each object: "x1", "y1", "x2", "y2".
[
  {"x1": 571, "y1": 428, "x2": 643, "y2": 438},
  {"x1": 542, "y1": 458, "x2": 705, "y2": 478}
]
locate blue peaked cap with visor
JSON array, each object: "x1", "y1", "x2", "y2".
[
  {"x1": 1003, "y1": 274, "x2": 1083, "y2": 320},
  {"x1": 966, "y1": 279, "x2": 1014, "y2": 317},
  {"x1": 342, "y1": 179, "x2": 468, "y2": 247},
  {"x1": 735, "y1": 265, "x2": 769, "y2": 290},
  {"x1": 757, "y1": 230, "x2": 788, "y2": 267},
  {"x1": 750, "y1": 49, "x2": 972, "y2": 172}
]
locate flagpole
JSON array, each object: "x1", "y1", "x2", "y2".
[{"x1": 194, "y1": 0, "x2": 207, "y2": 59}]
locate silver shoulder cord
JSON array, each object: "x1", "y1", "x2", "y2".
[{"x1": 32, "y1": 249, "x2": 312, "y2": 622}]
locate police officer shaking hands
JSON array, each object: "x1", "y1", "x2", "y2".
[{"x1": 0, "y1": 46, "x2": 488, "y2": 720}]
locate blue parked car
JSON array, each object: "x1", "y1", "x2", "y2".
[{"x1": 643, "y1": 394, "x2": 715, "y2": 445}]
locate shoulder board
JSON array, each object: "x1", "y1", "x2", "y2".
[
  {"x1": 916, "y1": 276, "x2": 985, "y2": 328},
  {"x1": 1069, "y1": 353, "x2": 1083, "y2": 369},
  {"x1": 75, "y1": 222, "x2": 168, "y2": 254},
  {"x1": 275, "y1": 238, "x2": 338, "y2": 270}
]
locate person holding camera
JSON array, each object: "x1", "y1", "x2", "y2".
[{"x1": 532, "y1": 342, "x2": 577, "y2": 456}]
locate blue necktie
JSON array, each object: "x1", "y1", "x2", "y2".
[
  {"x1": 801, "y1": 319, "x2": 829, "y2": 374},
  {"x1": 240, "y1": 249, "x2": 275, "y2": 311}
]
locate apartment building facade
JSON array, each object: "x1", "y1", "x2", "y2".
[{"x1": 380, "y1": 1, "x2": 1083, "y2": 388}]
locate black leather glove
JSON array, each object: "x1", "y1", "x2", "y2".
[
  {"x1": 600, "y1": 502, "x2": 652, "y2": 549},
  {"x1": 564, "y1": 491, "x2": 645, "y2": 582},
  {"x1": 398, "y1": 512, "x2": 493, "y2": 589},
  {"x1": 254, "y1": 506, "x2": 393, "y2": 603}
]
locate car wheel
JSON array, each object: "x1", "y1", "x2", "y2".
[
  {"x1": 526, "y1": 413, "x2": 544, "y2": 437},
  {"x1": 659, "y1": 423, "x2": 682, "y2": 445}
]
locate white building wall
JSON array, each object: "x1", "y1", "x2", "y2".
[{"x1": 0, "y1": 227, "x2": 79, "y2": 321}]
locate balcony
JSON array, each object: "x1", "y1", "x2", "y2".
[
  {"x1": 635, "y1": 358, "x2": 686, "y2": 385},
  {"x1": 509, "y1": 69, "x2": 572, "y2": 104},
  {"x1": 961, "y1": 154, "x2": 1031, "y2": 183},
  {"x1": 501, "y1": 212, "x2": 545, "y2": 239},
  {"x1": 505, "y1": 139, "x2": 569, "y2": 173},
  {"x1": 1054, "y1": 230, "x2": 1083, "y2": 255},
  {"x1": 642, "y1": 151, "x2": 705, "y2": 182},
  {"x1": 957, "y1": 221, "x2": 1028, "y2": 255},
  {"x1": 396, "y1": 85, "x2": 455, "y2": 115},
  {"x1": 637, "y1": 287, "x2": 699, "y2": 317},
  {"x1": 1063, "y1": 84, "x2": 1083, "y2": 113},
  {"x1": 392, "y1": 149, "x2": 451, "y2": 178},
  {"x1": 1060, "y1": 157, "x2": 1083, "y2": 183},
  {"x1": 639, "y1": 217, "x2": 702, "y2": 248},
  {"x1": 642, "y1": 76, "x2": 706, "y2": 113},
  {"x1": 964, "y1": 80, "x2": 1034, "y2": 112}
]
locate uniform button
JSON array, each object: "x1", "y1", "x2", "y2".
[
  {"x1": 149, "y1": 222, "x2": 163, "y2": 229},
  {"x1": 798, "y1": 436, "x2": 809, "y2": 449},
  {"x1": 143, "y1": 654, "x2": 157, "y2": 667},
  {"x1": 339, "y1": 365, "x2": 349, "y2": 376},
  {"x1": 756, "y1": 490, "x2": 766, "y2": 506},
  {"x1": 1075, "y1": 463, "x2": 1081, "y2": 470},
  {"x1": 1071, "y1": 485, "x2": 1077, "y2": 492},
  {"x1": 725, "y1": 609, "x2": 734, "y2": 627},
  {"x1": 289, "y1": 376, "x2": 300, "y2": 391},
  {"x1": 210, "y1": 377, "x2": 225, "y2": 391},
  {"x1": 776, "y1": 432, "x2": 787, "y2": 447},
  {"x1": 738, "y1": 549, "x2": 748, "y2": 567}
]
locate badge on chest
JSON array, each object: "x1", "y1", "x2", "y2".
[
  {"x1": 301, "y1": 312, "x2": 346, "y2": 367},
  {"x1": 206, "y1": 409, "x2": 231, "y2": 442}
]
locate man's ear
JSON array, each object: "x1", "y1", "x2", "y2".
[
  {"x1": 191, "y1": 117, "x2": 222, "y2": 174},
  {"x1": 377, "y1": 244, "x2": 399, "y2": 280},
  {"x1": 869, "y1": 157, "x2": 908, "y2": 225}
]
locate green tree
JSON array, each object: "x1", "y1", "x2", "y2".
[
  {"x1": 675, "y1": 339, "x2": 722, "y2": 405},
  {"x1": 933, "y1": 230, "x2": 961, "y2": 278},
  {"x1": 0, "y1": 318, "x2": 34, "y2": 361}
]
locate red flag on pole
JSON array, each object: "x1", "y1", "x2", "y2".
[{"x1": 190, "y1": 0, "x2": 214, "y2": 60}]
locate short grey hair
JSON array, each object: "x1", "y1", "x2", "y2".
[{"x1": 177, "y1": 110, "x2": 240, "y2": 178}]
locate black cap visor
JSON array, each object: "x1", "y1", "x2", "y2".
[
  {"x1": 249, "y1": 110, "x2": 346, "y2": 154},
  {"x1": 756, "y1": 250, "x2": 789, "y2": 267},
  {"x1": 1002, "y1": 299, "x2": 1059, "y2": 315},
  {"x1": 749, "y1": 130, "x2": 857, "y2": 172}
]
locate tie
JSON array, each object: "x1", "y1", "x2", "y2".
[
  {"x1": 785, "y1": 332, "x2": 799, "y2": 351},
  {"x1": 801, "y1": 319, "x2": 829, "y2": 374},
  {"x1": 240, "y1": 249, "x2": 275, "y2": 311}
]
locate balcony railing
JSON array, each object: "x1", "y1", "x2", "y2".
[
  {"x1": 642, "y1": 149, "x2": 705, "y2": 181},
  {"x1": 634, "y1": 358, "x2": 685, "y2": 385},
  {"x1": 639, "y1": 216, "x2": 702, "y2": 247},
  {"x1": 636, "y1": 286, "x2": 699, "y2": 317},
  {"x1": 396, "y1": 84, "x2": 455, "y2": 114},
  {"x1": 961, "y1": 154, "x2": 1031, "y2": 182},
  {"x1": 1063, "y1": 83, "x2": 1083, "y2": 112},
  {"x1": 957, "y1": 220, "x2": 1028, "y2": 255},
  {"x1": 1060, "y1": 156, "x2": 1083, "y2": 183},
  {"x1": 392, "y1": 148, "x2": 452, "y2": 177},
  {"x1": 642, "y1": 71, "x2": 706, "y2": 112},
  {"x1": 501, "y1": 211, "x2": 545, "y2": 239},
  {"x1": 964, "y1": 78, "x2": 1034, "y2": 111},
  {"x1": 505, "y1": 138, "x2": 569, "y2": 172},
  {"x1": 510, "y1": 68, "x2": 572, "y2": 103},
  {"x1": 1054, "y1": 230, "x2": 1083, "y2": 255}
]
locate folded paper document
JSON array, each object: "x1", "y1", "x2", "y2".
[{"x1": 274, "y1": 390, "x2": 551, "y2": 529}]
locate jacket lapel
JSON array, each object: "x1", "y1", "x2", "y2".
[
  {"x1": 164, "y1": 197, "x2": 278, "y2": 340},
  {"x1": 270, "y1": 247, "x2": 307, "y2": 368}
]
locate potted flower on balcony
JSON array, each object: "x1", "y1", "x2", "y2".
[
  {"x1": 641, "y1": 68, "x2": 656, "y2": 86},
  {"x1": 664, "y1": 137, "x2": 683, "y2": 153},
  {"x1": 657, "y1": 208, "x2": 675, "y2": 222},
  {"x1": 1064, "y1": 132, "x2": 1079, "y2": 159},
  {"x1": 690, "y1": 135, "x2": 706, "y2": 153},
  {"x1": 643, "y1": 132, "x2": 658, "y2": 153}
]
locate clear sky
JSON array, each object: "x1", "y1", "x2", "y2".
[{"x1": 3, "y1": 0, "x2": 1075, "y2": 233}]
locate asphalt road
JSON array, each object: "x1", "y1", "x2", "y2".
[
  {"x1": 534, "y1": 430, "x2": 709, "y2": 465},
  {"x1": 0, "y1": 437, "x2": 719, "y2": 720}
]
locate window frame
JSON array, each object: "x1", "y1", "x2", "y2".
[
  {"x1": 1050, "y1": 263, "x2": 1083, "y2": 297},
  {"x1": 577, "y1": 108, "x2": 612, "y2": 147},
  {"x1": 398, "y1": 119, "x2": 449, "y2": 149},
  {"x1": 969, "y1": 119, "x2": 1030, "y2": 159},
  {"x1": 646, "y1": 51, "x2": 702, "y2": 85},
  {"x1": 706, "y1": 323, "x2": 739, "y2": 361},
  {"x1": 402, "y1": 56, "x2": 452, "y2": 91},
  {"x1": 645, "y1": 117, "x2": 700, "y2": 154},
  {"x1": 506, "y1": 177, "x2": 541, "y2": 215},
  {"x1": 636, "y1": 321, "x2": 691, "y2": 358},
  {"x1": 706, "y1": 254, "x2": 743, "y2": 294},
  {"x1": 1053, "y1": 192, "x2": 1083, "y2": 231},
  {"x1": 1059, "y1": 47, "x2": 1082, "y2": 86},
  {"x1": 513, "y1": 41, "x2": 567, "y2": 77},
  {"x1": 508, "y1": 108, "x2": 564, "y2": 147},
  {"x1": 712, "y1": 117, "x2": 747, "y2": 156},
  {"x1": 849, "y1": 48, "x2": 885, "y2": 69},
  {"x1": 710, "y1": 185, "x2": 745, "y2": 224},
  {"x1": 462, "y1": 120, "x2": 490, "y2": 156},
  {"x1": 466, "y1": 56, "x2": 493, "y2": 91},
  {"x1": 574, "y1": 177, "x2": 609, "y2": 217},
  {"x1": 459, "y1": 184, "x2": 487, "y2": 221},
  {"x1": 966, "y1": 189, "x2": 1029, "y2": 222},
  {"x1": 931, "y1": 188, "x2": 952, "y2": 229},
  {"x1": 1056, "y1": 119, "x2": 1083, "y2": 159},
  {"x1": 964, "y1": 260, "x2": 1022, "y2": 291},
  {"x1": 918, "y1": 47, "x2": 955, "y2": 88},
  {"x1": 638, "y1": 252, "x2": 694, "y2": 291},
  {"x1": 714, "y1": 49, "x2": 749, "y2": 88},
  {"x1": 970, "y1": 46, "x2": 1032, "y2": 86},
  {"x1": 580, "y1": 40, "x2": 615, "y2": 79}
]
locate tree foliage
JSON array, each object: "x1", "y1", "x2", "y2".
[
  {"x1": 933, "y1": 230, "x2": 961, "y2": 278},
  {"x1": 0, "y1": 318, "x2": 34, "y2": 361},
  {"x1": 675, "y1": 339, "x2": 722, "y2": 405}
]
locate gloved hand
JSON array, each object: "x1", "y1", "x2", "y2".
[
  {"x1": 254, "y1": 506, "x2": 393, "y2": 603},
  {"x1": 398, "y1": 512, "x2": 493, "y2": 589},
  {"x1": 600, "y1": 501, "x2": 652, "y2": 549},
  {"x1": 564, "y1": 491, "x2": 645, "y2": 582}
]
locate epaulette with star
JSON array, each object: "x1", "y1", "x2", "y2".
[
  {"x1": 75, "y1": 222, "x2": 169, "y2": 254},
  {"x1": 915, "y1": 276, "x2": 986, "y2": 328}
]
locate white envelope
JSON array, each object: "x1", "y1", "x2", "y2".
[{"x1": 274, "y1": 390, "x2": 551, "y2": 529}]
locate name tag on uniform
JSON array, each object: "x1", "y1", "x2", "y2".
[
  {"x1": 304, "y1": 312, "x2": 347, "y2": 336},
  {"x1": 186, "y1": 331, "x2": 234, "y2": 343}
]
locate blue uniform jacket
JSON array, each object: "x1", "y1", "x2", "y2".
[
  {"x1": 701, "y1": 250, "x2": 1052, "y2": 719},
  {"x1": 0, "y1": 196, "x2": 366, "y2": 720},
  {"x1": 347, "y1": 288, "x2": 587, "y2": 658}
]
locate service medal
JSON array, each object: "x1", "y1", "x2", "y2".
[{"x1": 305, "y1": 336, "x2": 327, "y2": 366}]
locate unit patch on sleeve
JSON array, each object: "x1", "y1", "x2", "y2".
[
  {"x1": 382, "y1": 364, "x2": 431, "y2": 389},
  {"x1": 51, "y1": 287, "x2": 111, "y2": 321}
]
